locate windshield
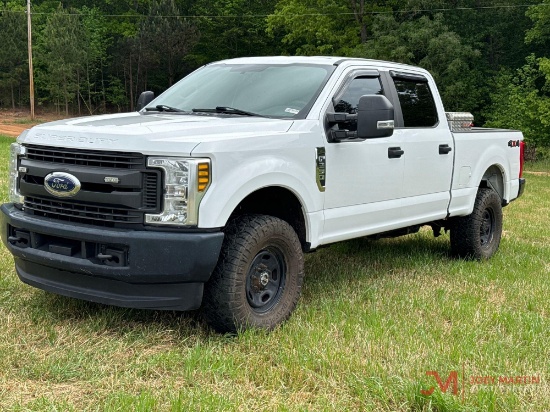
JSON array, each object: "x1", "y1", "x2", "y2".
[{"x1": 144, "y1": 63, "x2": 335, "y2": 119}]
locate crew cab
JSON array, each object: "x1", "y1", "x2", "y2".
[{"x1": 1, "y1": 56, "x2": 526, "y2": 332}]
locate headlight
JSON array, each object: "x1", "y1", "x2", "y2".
[
  {"x1": 145, "y1": 157, "x2": 211, "y2": 226},
  {"x1": 8, "y1": 143, "x2": 25, "y2": 205}
]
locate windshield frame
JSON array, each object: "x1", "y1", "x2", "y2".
[{"x1": 141, "y1": 62, "x2": 337, "y2": 120}]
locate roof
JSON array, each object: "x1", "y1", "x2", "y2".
[
  {"x1": 213, "y1": 56, "x2": 343, "y2": 66},
  {"x1": 211, "y1": 56, "x2": 424, "y2": 72}
]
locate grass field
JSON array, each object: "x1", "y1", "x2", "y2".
[{"x1": 0, "y1": 134, "x2": 548, "y2": 411}]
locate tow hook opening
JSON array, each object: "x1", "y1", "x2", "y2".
[
  {"x1": 97, "y1": 246, "x2": 127, "y2": 267},
  {"x1": 8, "y1": 229, "x2": 31, "y2": 248}
]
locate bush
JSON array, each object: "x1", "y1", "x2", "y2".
[{"x1": 484, "y1": 55, "x2": 550, "y2": 148}]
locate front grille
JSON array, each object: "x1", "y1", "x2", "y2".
[
  {"x1": 20, "y1": 146, "x2": 162, "y2": 228},
  {"x1": 25, "y1": 145, "x2": 145, "y2": 169},
  {"x1": 24, "y1": 196, "x2": 142, "y2": 227}
]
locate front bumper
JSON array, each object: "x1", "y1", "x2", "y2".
[{"x1": 1, "y1": 204, "x2": 224, "y2": 310}]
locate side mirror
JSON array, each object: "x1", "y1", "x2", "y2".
[
  {"x1": 136, "y1": 91, "x2": 155, "y2": 111},
  {"x1": 357, "y1": 95, "x2": 394, "y2": 138}
]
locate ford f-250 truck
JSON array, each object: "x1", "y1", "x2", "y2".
[{"x1": 1, "y1": 56, "x2": 526, "y2": 332}]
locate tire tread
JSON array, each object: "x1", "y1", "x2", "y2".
[
  {"x1": 202, "y1": 214, "x2": 304, "y2": 333},
  {"x1": 450, "y1": 188, "x2": 503, "y2": 260}
]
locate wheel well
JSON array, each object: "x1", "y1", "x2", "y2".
[
  {"x1": 229, "y1": 187, "x2": 308, "y2": 250},
  {"x1": 480, "y1": 165, "x2": 505, "y2": 202}
]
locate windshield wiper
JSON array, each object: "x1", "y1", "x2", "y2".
[
  {"x1": 192, "y1": 106, "x2": 263, "y2": 117},
  {"x1": 145, "y1": 104, "x2": 186, "y2": 113}
]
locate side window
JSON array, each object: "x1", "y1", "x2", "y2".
[
  {"x1": 334, "y1": 77, "x2": 383, "y2": 114},
  {"x1": 393, "y1": 79, "x2": 438, "y2": 127}
]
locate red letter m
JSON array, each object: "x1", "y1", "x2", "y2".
[{"x1": 421, "y1": 371, "x2": 458, "y2": 396}]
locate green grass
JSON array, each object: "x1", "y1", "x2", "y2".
[
  {"x1": 526, "y1": 159, "x2": 550, "y2": 173},
  {"x1": 9, "y1": 118, "x2": 38, "y2": 125},
  {"x1": 0, "y1": 134, "x2": 548, "y2": 411}
]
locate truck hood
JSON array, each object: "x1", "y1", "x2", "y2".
[{"x1": 18, "y1": 112, "x2": 294, "y2": 156}]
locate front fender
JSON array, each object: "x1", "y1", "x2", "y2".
[{"x1": 197, "y1": 155, "x2": 322, "y2": 230}]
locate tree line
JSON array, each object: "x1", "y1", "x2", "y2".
[{"x1": 0, "y1": 0, "x2": 549, "y2": 148}]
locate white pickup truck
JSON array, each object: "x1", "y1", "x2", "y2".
[{"x1": 2, "y1": 56, "x2": 525, "y2": 332}]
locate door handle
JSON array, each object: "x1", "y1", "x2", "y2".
[
  {"x1": 439, "y1": 144, "x2": 452, "y2": 155},
  {"x1": 388, "y1": 147, "x2": 404, "y2": 159}
]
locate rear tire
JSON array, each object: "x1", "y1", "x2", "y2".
[
  {"x1": 450, "y1": 188, "x2": 503, "y2": 260},
  {"x1": 202, "y1": 215, "x2": 304, "y2": 333}
]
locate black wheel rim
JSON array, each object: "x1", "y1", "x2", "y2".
[
  {"x1": 480, "y1": 207, "x2": 495, "y2": 248},
  {"x1": 245, "y1": 247, "x2": 287, "y2": 313}
]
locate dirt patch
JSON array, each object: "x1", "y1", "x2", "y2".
[
  {"x1": 0, "y1": 124, "x2": 27, "y2": 137},
  {"x1": 0, "y1": 109, "x2": 67, "y2": 137},
  {"x1": 524, "y1": 171, "x2": 550, "y2": 177}
]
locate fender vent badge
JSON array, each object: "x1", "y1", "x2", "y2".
[{"x1": 315, "y1": 147, "x2": 326, "y2": 192}]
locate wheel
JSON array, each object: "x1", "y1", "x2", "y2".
[
  {"x1": 450, "y1": 188, "x2": 503, "y2": 260},
  {"x1": 202, "y1": 215, "x2": 304, "y2": 333}
]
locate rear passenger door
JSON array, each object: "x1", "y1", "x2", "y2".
[{"x1": 388, "y1": 71, "x2": 454, "y2": 222}]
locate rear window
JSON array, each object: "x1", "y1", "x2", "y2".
[{"x1": 393, "y1": 79, "x2": 438, "y2": 127}]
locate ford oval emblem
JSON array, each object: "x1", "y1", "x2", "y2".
[{"x1": 44, "y1": 172, "x2": 81, "y2": 198}]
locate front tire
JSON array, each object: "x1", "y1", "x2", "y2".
[
  {"x1": 450, "y1": 188, "x2": 503, "y2": 260},
  {"x1": 202, "y1": 215, "x2": 304, "y2": 333}
]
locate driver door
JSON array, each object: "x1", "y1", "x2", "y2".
[{"x1": 322, "y1": 70, "x2": 405, "y2": 243}]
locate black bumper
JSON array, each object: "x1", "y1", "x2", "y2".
[
  {"x1": 1, "y1": 204, "x2": 224, "y2": 310},
  {"x1": 517, "y1": 178, "x2": 526, "y2": 199}
]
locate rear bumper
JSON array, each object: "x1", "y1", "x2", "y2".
[
  {"x1": 1, "y1": 204, "x2": 224, "y2": 310},
  {"x1": 517, "y1": 178, "x2": 526, "y2": 199},
  {"x1": 507, "y1": 178, "x2": 526, "y2": 205}
]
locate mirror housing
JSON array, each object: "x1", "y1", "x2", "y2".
[
  {"x1": 137, "y1": 91, "x2": 155, "y2": 111},
  {"x1": 357, "y1": 95, "x2": 394, "y2": 138}
]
